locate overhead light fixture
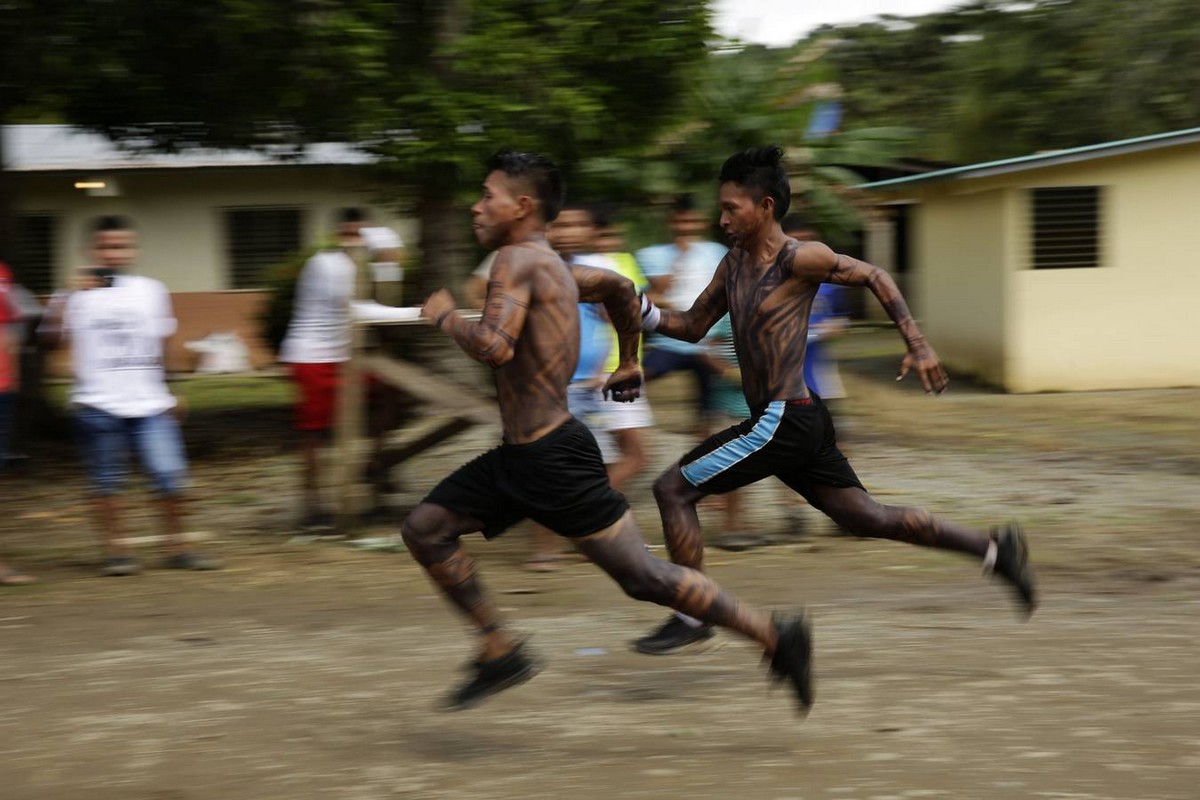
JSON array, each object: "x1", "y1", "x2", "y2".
[{"x1": 74, "y1": 177, "x2": 120, "y2": 196}]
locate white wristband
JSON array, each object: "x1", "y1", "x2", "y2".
[{"x1": 640, "y1": 294, "x2": 661, "y2": 332}]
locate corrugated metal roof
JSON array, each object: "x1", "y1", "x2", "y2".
[
  {"x1": 859, "y1": 126, "x2": 1200, "y2": 191},
  {"x1": 2, "y1": 124, "x2": 375, "y2": 172}
]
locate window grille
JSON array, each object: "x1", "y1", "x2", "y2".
[
  {"x1": 225, "y1": 207, "x2": 303, "y2": 289},
  {"x1": 1031, "y1": 187, "x2": 1101, "y2": 269}
]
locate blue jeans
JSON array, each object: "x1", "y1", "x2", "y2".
[
  {"x1": 75, "y1": 407, "x2": 188, "y2": 496},
  {"x1": 0, "y1": 391, "x2": 13, "y2": 472}
]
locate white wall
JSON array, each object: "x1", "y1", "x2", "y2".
[{"x1": 13, "y1": 166, "x2": 415, "y2": 292}]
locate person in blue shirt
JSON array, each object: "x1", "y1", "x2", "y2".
[
  {"x1": 784, "y1": 215, "x2": 849, "y2": 413},
  {"x1": 636, "y1": 195, "x2": 728, "y2": 434}
]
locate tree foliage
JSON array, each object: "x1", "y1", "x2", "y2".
[
  {"x1": 9, "y1": 0, "x2": 1198, "y2": 266},
  {"x1": 818, "y1": 0, "x2": 1200, "y2": 162},
  {"x1": 1, "y1": 0, "x2": 712, "y2": 290},
  {"x1": 592, "y1": 41, "x2": 913, "y2": 245}
]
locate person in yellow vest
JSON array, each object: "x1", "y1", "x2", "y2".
[{"x1": 588, "y1": 208, "x2": 654, "y2": 491}]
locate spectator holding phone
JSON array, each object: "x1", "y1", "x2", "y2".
[{"x1": 41, "y1": 216, "x2": 219, "y2": 576}]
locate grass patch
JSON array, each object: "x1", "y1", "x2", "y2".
[{"x1": 46, "y1": 373, "x2": 293, "y2": 413}]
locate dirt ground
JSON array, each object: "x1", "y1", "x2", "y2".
[{"x1": 2, "y1": 330, "x2": 1199, "y2": 800}]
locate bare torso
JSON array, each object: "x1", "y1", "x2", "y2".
[
  {"x1": 725, "y1": 238, "x2": 816, "y2": 409},
  {"x1": 489, "y1": 243, "x2": 580, "y2": 443}
]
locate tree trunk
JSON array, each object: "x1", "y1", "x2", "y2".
[
  {"x1": 413, "y1": 179, "x2": 490, "y2": 391},
  {"x1": 406, "y1": 0, "x2": 490, "y2": 391}
]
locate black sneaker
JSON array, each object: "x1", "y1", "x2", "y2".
[
  {"x1": 631, "y1": 615, "x2": 714, "y2": 655},
  {"x1": 989, "y1": 521, "x2": 1037, "y2": 618},
  {"x1": 713, "y1": 531, "x2": 770, "y2": 552},
  {"x1": 163, "y1": 552, "x2": 222, "y2": 571},
  {"x1": 100, "y1": 556, "x2": 142, "y2": 577},
  {"x1": 442, "y1": 642, "x2": 541, "y2": 711},
  {"x1": 768, "y1": 613, "x2": 814, "y2": 716}
]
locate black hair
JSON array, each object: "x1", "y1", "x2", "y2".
[
  {"x1": 671, "y1": 194, "x2": 696, "y2": 214},
  {"x1": 93, "y1": 214, "x2": 132, "y2": 234},
  {"x1": 338, "y1": 207, "x2": 367, "y2": 224},
  {"x1": 558, "y1": 203, "x2": 594, "y2": 220},
  {"x1": 781, "y1": 213, "x2": 820, "y2": 239},
  {"x1": 719, "y1": 146, "x2": 791, "y2": 220},
  {"x1": 560, "y1": 203, "x2": 613, "y2": 229},
  {"x1": 485, "y1": 150, "x2": 565, "y2": 222},
  {"x1": 590, "y1": 204, "x2": 614, "y2": 230}
]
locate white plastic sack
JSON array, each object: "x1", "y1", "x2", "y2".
[{"x1": 184, "y1": 331, "x2": 252, "y2": 374}]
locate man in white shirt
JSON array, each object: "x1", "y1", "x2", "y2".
[
  {"x1": 42, "y1": 216, "x2": 218, "y2": 576},
  {"x1": 278, "y1": 209, "x2": 409, "y2": 529}
]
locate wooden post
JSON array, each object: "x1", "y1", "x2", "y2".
[
  {"x1": 331, "y1": 305, "x2": 492, "y2": 537},
  {"x1": 333, "y1": 245, "x2": 371, "y2": 535}
]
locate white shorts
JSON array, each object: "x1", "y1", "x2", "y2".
[
  {"x1": 604, "y1": 392, "x2": 654, "y2": 431},
  {"x1": 567, "y1": 385, "x2": 618, "y2": 464}
]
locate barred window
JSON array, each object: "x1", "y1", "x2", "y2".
[
  {"x1": 224, "y1": 207, "x2": 303, "y2": 289},
  {"x1": 12, "y1": 214, "x2": 58, "y2": 294},
  {"x1": 1031, "y1": 186, "x2": 1101, "y2": 269}
]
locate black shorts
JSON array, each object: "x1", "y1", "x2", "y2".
[
  {"x1": 423, "y1": 416, "x2": 629, "y2": 539},
  {"x1": 679, "y1": 396, "x2": 865, "y2": 509}
]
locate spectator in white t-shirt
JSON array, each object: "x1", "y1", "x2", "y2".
[
  {"x1": 278, "y1": 208, "x2": 409, "y2": 529},
  {"x1": 41, "y1": 216, "x2": 219, "y2": 576}
]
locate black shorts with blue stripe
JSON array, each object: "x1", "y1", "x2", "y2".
[{"x1": 679, "y1": 395, "x2": 865, "y2": 507}]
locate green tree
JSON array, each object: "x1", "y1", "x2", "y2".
[
  {"x1": 586, "y1": 41, "x2": 912, "y2": 245},
  {"x1": 1, "y1": 0, "x2": 388, "y2": 259},
  {"x1": 3, "y1": 0, "x2": 710, "y2": 295},
  {"x1": 818, "y1": 0, "x2": 1200, "y2": 163},
  {"x1": 368, "y1": 0, "x2": 711, "y2": 297}
]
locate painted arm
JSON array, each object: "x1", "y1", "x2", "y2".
[
  {"x1": 421, "y1": 249, "x2": 529, "y2": 368},
  {"x1": 571, "y1": 264, "x2": 640, "y2": 368},
  {"x1": 792, "y1": 242, "x2": 949, "y2": 394},
  {"x1": 570, "y1": 264, "x2": 643, "y2": 402},
  {"x1": 641, "y1": 256, "x2": 729, "y2": 343}
]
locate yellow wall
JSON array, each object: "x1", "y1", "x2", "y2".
[
  {"x1": 13, "y1": 167, "x2": 414, "y2": 292},
  {"x1": 886, "y1": 142, "x2": 1200, "y2": 392},
  {"x1": 1006, "y1": 147, "x2": 1200, "y2": 391},
  {"x1": 910, "y1": 187, "x2": 1010, "y2": 386}
]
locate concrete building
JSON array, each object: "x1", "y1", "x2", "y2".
[
  {"x1": 3, "y1": 124, "x2": 410, "y2": 369},
  {"x1": 860, "y1": 127, "x2": 1200, "y2": 393}
]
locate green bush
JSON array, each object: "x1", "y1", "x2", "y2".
[{"x1": 258, "y1": 247, "x2": 322, "y2": 354}]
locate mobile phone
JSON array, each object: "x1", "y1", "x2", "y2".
[{"x1": 89, "y1": 267, "x2": 116, "y2": 288}]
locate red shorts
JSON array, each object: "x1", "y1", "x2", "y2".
[
  {"x1": 289, "y1": 362, "x2": 341, "y2": 432},
  {"x1": 288, "y1": 362, "x2": 389, "y2": 432}
]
